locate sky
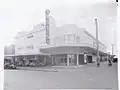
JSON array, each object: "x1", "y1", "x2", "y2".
[{"x1": 0, "y1": 0, "x2": 117, "y2": 53}]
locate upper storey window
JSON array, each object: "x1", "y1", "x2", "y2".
[
  {"x1": 93, "y1": 41, "x2": 97, "y2": 47},
  {"x1": 27, "y1": 34, "x2": 33, "y2": 39},
  {"x1": 27, "y1": 45, "x2": 34, "y2": 49},
  {"x1": 66, "y1": 34, "x2": 75, "y2": 42},
  {"x1": 76, "y1": 36, "x2": 80, "y2": 43}
]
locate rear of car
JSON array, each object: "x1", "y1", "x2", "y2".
[{"x1": 112, "y1": 57, "x2": 118, "y2": 63}]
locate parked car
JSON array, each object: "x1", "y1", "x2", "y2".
[
  {"x1": 4, "y1": 63, "x2": 17, "y2": 69},
  {"x1": 4, "y1": 59, "x2": 17, "y2": 69}
]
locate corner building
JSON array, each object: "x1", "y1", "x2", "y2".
[{"x1": 15, "y1": 17, "x2": 107, "y2": 67}]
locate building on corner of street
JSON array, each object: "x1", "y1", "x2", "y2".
[{"x1": 13, "y1": 16, "x2": 107, "y2": 67}]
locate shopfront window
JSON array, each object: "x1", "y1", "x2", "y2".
[{"x1": 68, "y1": 54, "x2": 76, "y2": 65}]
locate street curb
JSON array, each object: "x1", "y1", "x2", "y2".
[{"x1": 17, "y1": 68, "x2": 58, "y2": 72}]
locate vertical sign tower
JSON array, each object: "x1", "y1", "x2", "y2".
[{"x1": 45, "y1": 9, "x2": 50, "y2": 45}]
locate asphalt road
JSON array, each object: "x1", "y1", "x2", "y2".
[{"x1": 4, "y1": 63, "x2": 118, "y2": 90}]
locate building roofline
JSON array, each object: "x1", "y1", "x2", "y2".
[{"x1": 15, "y1": 28, "x2": 45, "y2": 38}]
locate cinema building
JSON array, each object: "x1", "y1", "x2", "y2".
[{"x1": 14, "y1": 16, "x2": 107, "y2": 67}]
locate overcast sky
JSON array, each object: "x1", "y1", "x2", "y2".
[{"x1": 0, "y1": 0, "x2": 117, "y2": 53}]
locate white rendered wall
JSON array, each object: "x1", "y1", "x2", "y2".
[{"x1": 15, "y1": 25, "x2": 46, "y2": 55}]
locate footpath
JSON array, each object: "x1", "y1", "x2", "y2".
[{"x1": 16, "y1": 62, "x2": 116, "y2": 72}]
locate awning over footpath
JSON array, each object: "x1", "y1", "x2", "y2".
[{"x1": 40, "y1": 46, "x2": 107, "y2": 55}]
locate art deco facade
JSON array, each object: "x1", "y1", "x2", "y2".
[{"x1": 14, "y1": 17, "x2": 107, "y2": 66}]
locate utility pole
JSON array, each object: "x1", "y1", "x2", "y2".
[
  {"x1": 45, "y1": 9, "x2": 50, "y2": 45},
  {"x1": 113, "y1": 28, "x2": 116, "y2": 55},
  {"x1": 13, "y1": 45, "x2": 15, "y2": 65},
  {"x1": 111, "y1": 44, "x2": 114, "y2": 56},
  {"x1": 111, "y1": 44, "x2": 115, "y2": 62},
  {"x1": 95, "y1": 18, "x2": 100, "y2": 67}
]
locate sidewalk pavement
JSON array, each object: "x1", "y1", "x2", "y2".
[
  {"x1": 16, "y1": 66, "x2": 83, "y2": 72},
  {"x1": 16, "y1": 61, "x2": 116, "y2": 72}
]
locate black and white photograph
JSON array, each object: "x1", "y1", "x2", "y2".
[{"x1": 0, "y1": 0, "x2": 119, "y2": 90}]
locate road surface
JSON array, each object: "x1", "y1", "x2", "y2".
[{"x1": 4, "y1": 63, "x2": 118, "y2": 90}]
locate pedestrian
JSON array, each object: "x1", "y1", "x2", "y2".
[
  {"x1": 97, "y1": 56, "x2": 100, "y2": 67},
  {"x1": 108, "y1": 56, "x2": 112, "y2": 67},
  {"x1": 97, "y1": 62, "x2": 100, "y2": 67}
]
